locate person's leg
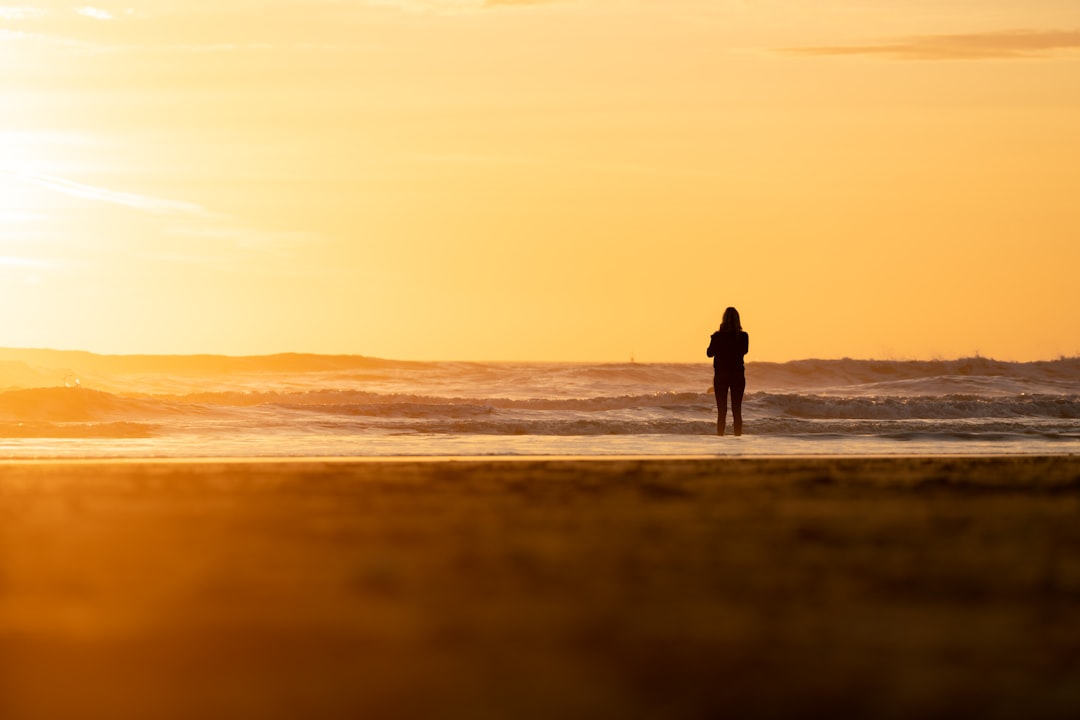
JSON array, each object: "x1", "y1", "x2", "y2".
[
  {"x1": 714, "y1": 377, "x2": 729, "y2": 436},
  {"x1": 731, "y1": 375, "x2": 746, "y2": 436}
]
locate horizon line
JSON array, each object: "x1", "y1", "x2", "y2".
[{"x1": 0, "y1": 346, "x2": 1075, "y2": 366}]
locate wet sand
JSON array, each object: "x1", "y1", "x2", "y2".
[{"x1": 2, "y1": 456, "x2": 1079, "y2": 719}]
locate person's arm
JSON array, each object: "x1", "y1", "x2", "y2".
[
  {"x1": 742, "y1": 332, "x2": 749, "y2": 356},
  {"x1": 707, "y1": 333, "x2": 717, "y2": 358}
]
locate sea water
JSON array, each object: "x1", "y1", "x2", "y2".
[{"x1": 0, "y1": 355, "x2": 1077, "y2": 458}]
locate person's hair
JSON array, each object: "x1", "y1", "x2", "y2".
[{"x1": 718, "y1": 307, "x2": 742, "y2": 333}]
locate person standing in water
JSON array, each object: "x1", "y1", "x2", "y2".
[{"x1": 707, "y1": 307, "x2": 749, "y2": 436}]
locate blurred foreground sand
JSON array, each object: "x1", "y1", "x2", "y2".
[{"x1": 2, "y1": 456, "x2": 1079, "y2": 719}]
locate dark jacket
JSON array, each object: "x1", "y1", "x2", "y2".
[{"x1": 707, "y1": 331, "x2": 749, "y2": 375}]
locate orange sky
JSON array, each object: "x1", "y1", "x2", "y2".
[{"x1": 1, "y1": 1, "x2": 1078, "y2": 362}]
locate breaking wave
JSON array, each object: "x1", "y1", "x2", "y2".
[{"x1": 0, "y1": 352, "x2": 1076, "y2": 445}]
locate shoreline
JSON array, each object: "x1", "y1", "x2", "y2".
[{"x1": 0, "y1": 449, "x2": 1076, "y2": 464}]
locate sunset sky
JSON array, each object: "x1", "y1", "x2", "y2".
[{"x1": 1, "y1": 0, "x2": 1078, "y2": 362}]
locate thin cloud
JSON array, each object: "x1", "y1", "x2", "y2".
[
  {"x1": 787, "y1": 29, "x2": 1080, "y2": 61},
  {"x1": 25, "y1": 173, "x2": 213, "y2": 217},
  {"x1": 77, "y1": 7, "x2": 113, "y2": 21},
  {"x1": 5, "y1": 170, "x2": 322, "y2": 277}
]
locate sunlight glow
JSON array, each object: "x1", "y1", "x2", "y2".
[{"x1": 0, "y1": 0, "x2": 1076, "y2": 360}]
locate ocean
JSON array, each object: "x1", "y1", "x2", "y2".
[{"x1": 0, "y1": 351, "x2": 1077, "y2": 458}]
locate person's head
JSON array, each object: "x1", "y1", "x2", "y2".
[{"x1": 719, "y1": 307, "x2": 741, "y2": 332}]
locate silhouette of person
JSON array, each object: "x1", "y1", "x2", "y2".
[{"x1": 707, "y1": 307, "x2": 749, "y2": 436}]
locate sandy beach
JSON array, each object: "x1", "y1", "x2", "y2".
[{"x1": 1, "y1": 456, "x2": 1079, "y2": 719}]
